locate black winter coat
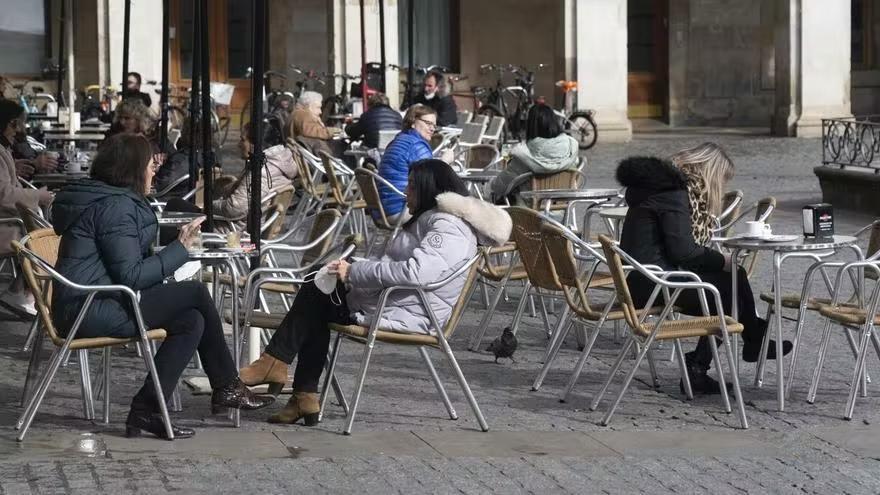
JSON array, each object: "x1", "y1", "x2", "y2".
[
  {"x1": 413, "y1": 93, "x2": 457, "y2": 127},
  {"x1": 52, "y1": 179, "x2": 189, "y2": 337},
  {"x1": 345, "y1": 104, "x2": 402, "y2": 149},
  {"x1": 616, "y1": 157, "x2": 725, "y2": 303},
  {"x1": 153, "y1": 150, "x2": 191, "y2": 199}
]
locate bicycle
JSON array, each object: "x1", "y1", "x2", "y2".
[
  {"x1": 473, "y1": 64, "x2": 544, "y2": 143},
  {"x1": 239, "y1": 68, "x2": 296, "y2": 136},
  {"x1": 321, "y1": 72, "x2": 360, "y2": 122},
  {"x1": 1, "y1": 76, "x2": 56, "y2": 114},
  {"x1": 157, "y1": 82, "x2": 228, "y2": 147},
  {"x1": 549, "y1": 80, "x2": 598, "y2": 150},
  {"x1": 79, "y1": 85, "x2": 117, "y2": 123}
]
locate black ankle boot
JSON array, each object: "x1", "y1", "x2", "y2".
[
  {"x1": 679, "y1": 359, "x2": 731, "y2": 396},
  {"x1": 125, "y1": 410, "x2": 195, "y2": 440},
  {"x1": 743, "y1": 319, "x2": 793, "y2": 363},
  {"x1": 210, "y1": 377, "x2": 275, "y2": 414}
]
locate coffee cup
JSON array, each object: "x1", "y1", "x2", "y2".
[{"x1": 745, "y1": 221, "x2": 771, "y2": 238}]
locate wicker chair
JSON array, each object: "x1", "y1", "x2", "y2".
[
  {"x1": 711, "y1": 190, "x2": 744, "y2": 238},
  {"x1": 756, "y1": 219, "x2": 880, "y2": 396},
  {"x1": 353, "y1": 168, "x2": 407, "y2": 257},
  {"x1": 533, "y1": 221, "x2": 664, "y2": 400},
  {"x1": 593, "y1": 234, "x2": 748, "y2": 429},
  {"x1": 467, "y1": 206, "x2": 611, "y2": 351},
  {"x1": 806, "y1": 260, "x2": 880, "y2": 420},
  {"x1": 322, "y1": 250, "x2": 489, "y2": 434},
  {"x1": 12, "y1": 234, "x2": 174, "y2": 441}
]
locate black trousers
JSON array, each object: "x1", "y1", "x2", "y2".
[
  {"x1": 264, "y1": 280, "x2": 351, "y2": 393},
  {"x1": 629, "y1": 266, "x2": 763, "y2": 371},
  {"x1": 130, "y1": 281, "x2": 237, "y2": 413}
]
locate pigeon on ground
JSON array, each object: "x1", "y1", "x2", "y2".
[{"x1": 486, "y1": 327, "x2": 517, "y2": 363}]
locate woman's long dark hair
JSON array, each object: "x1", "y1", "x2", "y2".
[
  {"x1": 90, "y1": 133, "x2": 153, "y2": 196},
  {"x1": 525, "y1": 103, "x2": 563, "y2": 141},
  {"x1": 0, "y1": 99, "x2": 25, "y2": 146},
  {"x1": 404, "y1": 159, "x2": 469, "y2": 227}
]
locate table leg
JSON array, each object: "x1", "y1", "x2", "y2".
[
  {"x1": 730, "y1": 248, "x2": 740, "y2": 377},
  {"x1": 773, "y1": 251, "x2": 785, "y2": 412},
  {"x1": 227, "y1": 259, "x2": 241, "y2": 428}
]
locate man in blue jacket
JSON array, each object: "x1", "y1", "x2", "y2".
[{"x1": 345, "y1": 93, "x2": 402, "y2": 149}]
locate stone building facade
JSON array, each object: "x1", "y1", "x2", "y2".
[{"x1": 9, "y1": 0, "x2": 874, "y2": 142}]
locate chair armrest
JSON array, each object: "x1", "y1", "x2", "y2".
[{"x1": 0, "y1": 217, "x2": 25, "y2": 230}]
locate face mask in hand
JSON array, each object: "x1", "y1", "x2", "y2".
[{"x1": 314, "y1": 265, "x2": 337, "y2": 295}]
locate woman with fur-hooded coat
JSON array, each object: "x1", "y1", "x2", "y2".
[
  {"x1": 238, "y1": 159, "x2": 511, "y2": 425},
  {"x1": 616, "y1": 156, "x2": 790, "y2": 394}
]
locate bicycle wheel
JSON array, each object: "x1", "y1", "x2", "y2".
[{"x1": 566, "y1": 111, "x2": 598, "y2": 150}]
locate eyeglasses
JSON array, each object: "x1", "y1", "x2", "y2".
[{"x1": 417, "y1": 118, "x2": 438, "y2": 130}]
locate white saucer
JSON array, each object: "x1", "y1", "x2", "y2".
[{"x1": 760, "y1": 234, "x2": 800, "y2": 243}]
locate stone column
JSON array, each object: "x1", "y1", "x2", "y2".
[
  {"x1": 774, "y1": 0, "x2": 852, "y2": 137},
  {"x1": 574, "y1": 0, "x2": 632, "y2": 142},
  {"x1": 333, "y1": 0, "x2": 400, "y2": 108}
]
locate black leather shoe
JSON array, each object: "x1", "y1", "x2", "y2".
[
  {"x1": 125, "y1": 411, "x2": 195, "y2": 440},
  {"x1": 210, "y1": 377, "x2": 275, "y2": 414},
  {"x1": 743, "y1": 339, "x2": 793, "y2": 363},
  {"x1": 680, "y1": 365, "x2": 732, "y2": 396}
]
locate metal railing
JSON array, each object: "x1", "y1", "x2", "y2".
[{"x1": 822, "y1": 116, "x2": 880, "y2": 172}]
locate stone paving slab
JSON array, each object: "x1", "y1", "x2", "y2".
[
  {"x1": 103, "y1": 431, "x2": 290, "y2": 459},
  {"x1": 275, "y1": 430, "x2": 438, "y2": 458},
  {"x1": 809, "y1": 427, "x2": 880, "y2": 458},
  {"x1": 413, "y1": 430, "x2": 620, "y2": 458},
  {"x1": 585, "y1": 429, "x2": 784, "y2": 458}
]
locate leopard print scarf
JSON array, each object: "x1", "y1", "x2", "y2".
[{"x1": 683, "y1": 172, "x2": 713, "y2": 246}]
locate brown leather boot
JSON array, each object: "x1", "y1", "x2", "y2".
[
  {"x1": 239, "y1": 353, "x2": 288, "y2": 395},
  {"x1": 267, "y1": 391, "x2": 320, "y2": 426}
]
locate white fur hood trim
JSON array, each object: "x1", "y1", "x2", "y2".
[{"x1": 436, "y1": 192, "x2": 512, "y2": 247}]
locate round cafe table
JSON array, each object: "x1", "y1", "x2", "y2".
[{"x1": 722, "y1": 234, "x2": 861, "y2": 412}]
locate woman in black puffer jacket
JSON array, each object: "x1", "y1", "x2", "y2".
[
  {"x1": 616, "y1": 156, "x2": 791, "y2": 394},
  {"x1": 52, "y1": 133, "x2": 272, "y2": 439}
]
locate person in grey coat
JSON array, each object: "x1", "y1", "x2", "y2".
[
  {"x1": 238, "y1": 159, "x2": 512, "y2": 425},
  {"x1": 490, "y1": 104, "x2": 580, "y2": 205}
]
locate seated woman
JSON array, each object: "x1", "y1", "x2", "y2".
[
  {"x1": 101, "y1": 99, "x2": 170, "y2": 158},
  {"x1": 490, "y1": 103, "x2": 579, "y2": 205},
  {"x1": 615, "y1": 155, "x2": 792, "y2": 394},
  {"x1": 153, "y1": 117, "x2": 209, "y2": 199},
  {"x1": 0, "y1": 99, "x2": 53, "y2": 313},
  {"x1": 164, "y1": 118, "x2": 296, "y2": 234},
  {"x1": 289, "y1": 91, "x2": 342, "y2": 157},
  {"x1": 378, "y1": 104, "x2": 453, "y2": 223},
  {"x1": 671, "y1": 142, "x2": 731, "y2": 246},
  {"x1": 239, "y1": 159, "x2": 511, "y2": 424},
  {"x1": 52, "y1": 133, "x2": 273, "y2": 439}
]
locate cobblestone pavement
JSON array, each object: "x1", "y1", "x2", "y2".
[{"x1": 3, "y1": 131, "x2": 880, "y2": 494}]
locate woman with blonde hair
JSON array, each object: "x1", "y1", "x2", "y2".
[
  {"x1": 615, "y1": 154, "x2": 791, "y2": 395},
  {"x1": 670, "y1": 142, "x2": 735, "y2": 246}
]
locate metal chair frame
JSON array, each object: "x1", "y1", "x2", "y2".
[
  {"x1": 12, "y1": 242, "x2": 175, "y2": 441},
  {"x1": 807, "y1": 260, "x2": 880, "y2": 420},
  {"x1": 591, "y1": 235, "x2": 748, "y2": 429},
  {"x1": 320, "y1": 251, "x2": 489, "y2": 435}
]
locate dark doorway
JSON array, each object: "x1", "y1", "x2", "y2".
[{"x1": 627, "y1": 0, "x2": 668, "y2": 120}]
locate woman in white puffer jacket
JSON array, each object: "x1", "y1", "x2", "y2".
[{"x1": 239, "y1": 159, "x2": 512, "y2": 425}]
